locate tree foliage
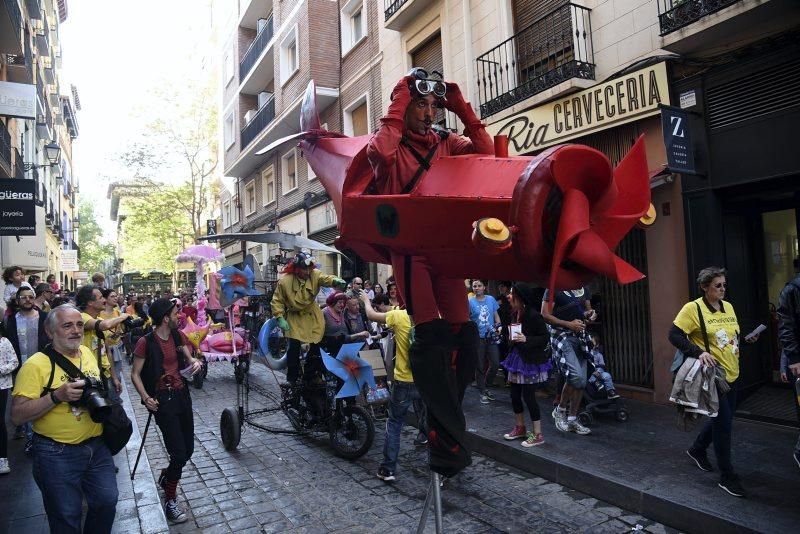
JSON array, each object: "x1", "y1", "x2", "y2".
[{"x1": 77, "y1": 199, "x2": 116, "y2": 275}]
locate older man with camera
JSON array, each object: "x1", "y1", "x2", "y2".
[{"x1": 11, "y1": 304, "x2": 118, "y2": 534}]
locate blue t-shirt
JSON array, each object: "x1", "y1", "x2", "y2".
[
  {"x1": 468, "y1": 296, "x2": 500, "y2": 338},
  {"x1": 542, "y1": 288, "x2": 589, "y2": 322}
]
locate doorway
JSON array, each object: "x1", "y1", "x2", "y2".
[{"x1": 721, "y1": 180, "x2": 799, "y2": 426}]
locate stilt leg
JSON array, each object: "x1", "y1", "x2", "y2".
[{"x1": 416, "y1": 471, "x2": 444, "y2": 534}]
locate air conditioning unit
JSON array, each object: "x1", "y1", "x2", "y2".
[
  {"x1": 244, "y1": 109, "x2": 257, "y2": 123},
  {"x1": 258, "y1": 91, "x2": 272, "y2": 108}
]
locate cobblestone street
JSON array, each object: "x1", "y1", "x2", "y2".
[{"x1": 125, "y1": 361, "x2": 674, "y2": 534}]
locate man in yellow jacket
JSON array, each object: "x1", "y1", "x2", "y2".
[{"x1": 271, "y1": 251, "x2": 345, "y2": 383}]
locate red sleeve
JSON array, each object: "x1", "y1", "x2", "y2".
[
  {"x1": 367, "y1": 82, "x2": 412, "y2": 192},
  {"x1": 447, "y1": 117, "x2": 493, "y2": 156},
  {"x1": 134, "y1": 336, "x2": 147, "y2": 359},
  {"x1": 179, "y1": 330, "x2": 190, "y2": 347}
]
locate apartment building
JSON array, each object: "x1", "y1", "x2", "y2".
[
  {"x1": 379, "y1": 0, "x2": 800, "y2": 409},
  {"x1": 219, "y1": 0, "x2": 384, "y2": 283},
  {"x1": 0, "y1": 0, "x2": 80, "y2": 297}
]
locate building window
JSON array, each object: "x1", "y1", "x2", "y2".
[
  {"x1": 231, "y1": 192, "x2": 240, "y2": 224},
  {"x1": 282, "y1": 149, "x2": 297, "y2": 194},
  {"x1": 222, "y1": 200, "x2": 231, "y2": 229},
  {"x1": 262, "y1": 165, "x2": 275, "y2": 205},
  {"x1": 224, "y1": 112, "x2": 235, "y2": 149},
  {"x1": 224, "y1": 50, "x2": 234, "y2": 85},
  {"x1": 280, "y1": 26, "x2": 299, "y2": 86},
  {"x1": 245, "y1": 181, "x2": 256, "y2": 215},
  {"x1": 343, "y1": 94, "x2": 369, "y2": 136},
  {"x1": 325, "y1": 202, "x2": 337, "y2": 226},
  {"x1": 341, "y1": 0, "x2": 366, "y2": 55}
]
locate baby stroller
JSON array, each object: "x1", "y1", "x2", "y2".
[{"x1": 576, "y1": 359, "x2": 629, "y2": 427}]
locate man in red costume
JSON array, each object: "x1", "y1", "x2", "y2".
[{"x1": 366, "y1": 70, "x2": 493, "y2": 477}]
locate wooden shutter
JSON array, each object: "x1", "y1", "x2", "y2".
[
  {"x1": 411, "y1": 33, "x2": 443, "y2": 75},
  {"x1": 513, "y1": 0, "x2": 565, "y2": 34},
  {"x1": 351, "y1": 102, "x2": 368, "y2": 136}
]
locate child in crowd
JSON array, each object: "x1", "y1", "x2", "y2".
[{"x1": 589, "y1": 333, "x2": 619, "y2": 399}]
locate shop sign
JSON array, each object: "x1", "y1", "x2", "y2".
[
  {"x1": 207, "y1": 219, "x2": 217, "y2": 235},
  {"x1": 74, "y1": 271, "x2": 89, "y2": 279},
  {"x1": 0, "y1": 178, "x2": 36, "y2": 236},
  {"x1": 487, "y1": 62, "x2": 670, "y2": 156},
  {"x1": 659, "y1": 104, "x2": 699, "y2": 175},
  {"x1": 0, "y1": 81, "x2": 36, "y2": 120},
  {"x1": 61, "y1": 249, "x2": 79, "y2": 271}
]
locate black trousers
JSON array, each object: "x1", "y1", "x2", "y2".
[
  {"x1": 286, "y1": 339, "x2": 321, "y2": 383},
  {"x1": 154, "y1": 388, "x2": 194, "y2": 482},
  {"x1": 510, "y1": 383, "x2": 540, "y2": 422}
]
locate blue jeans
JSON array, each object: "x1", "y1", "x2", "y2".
[
  {"x1": 31, "y1": 434, "x2": 118, "y2": 534},
  {"x1": 691, "y1": 381, "x2": 738, "y2": 476},
  {"x1": 588, "y1": 369, "x2": 615, "y2": 391},
  {"x1": 381, "y1": 381, "x2": 425, "y2": 471}
]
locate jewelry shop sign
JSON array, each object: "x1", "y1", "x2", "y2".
[
  {"x1": 0, "y1": 81, "x2": 36, "y2": 120},
  {"x1": 0, "y1": 178, "x2": 36, "y2": 236},
  {"x1": 487, "y1": 62, "x2": 670, "y2": 155}
]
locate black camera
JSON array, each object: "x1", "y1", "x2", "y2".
[
  {"x1": 122, "y1": 316, "x2": 146, "y2": 331},
  {"x1": 69, "y1": 377, "x2": 112, "y2": 423}
]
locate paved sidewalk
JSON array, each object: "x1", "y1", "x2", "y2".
[
  {"x1": 460, "y1": 384, "x2": 800, "y2": 533},
  {"x1": 0, "y1": 377, "x2": 169, "y2": 534}
]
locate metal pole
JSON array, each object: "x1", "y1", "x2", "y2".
[
  {"x1": 432, "y1": 472, "x2": 443, "y2": 533},
  {"x1": 415, "y1": 478, "x2": 434, "y2": 534},
  {"x1": 130, "y1": 411, "x2": 153, "y2": 480}
]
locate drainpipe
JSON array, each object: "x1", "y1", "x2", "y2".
[{"x1": 462, "y1": 0, "x2": 475, "y2": 105}]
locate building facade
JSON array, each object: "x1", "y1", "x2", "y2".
[
  {"x1": 0, "y1": 0, "x2": 80, "y2": 299},
  {"x1": 219, "y1": 0, "x2": 384, "y2": 283}
]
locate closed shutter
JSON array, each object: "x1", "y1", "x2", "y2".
[
  {"x1": 513, "y1": 0, "x2": 565, "y2": 33},
  {"x1": 351, "y1": 102, "x2": 369, "y2": 137},
  {"x1": 411, "y1": 34, "x2": 445, "y2": 125}
]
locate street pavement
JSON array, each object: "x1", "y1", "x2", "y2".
[{"x1": 124, "y1": 361, "x2": 674, "y2": 533}]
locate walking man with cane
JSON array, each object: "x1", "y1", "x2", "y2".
[{"x1": 130, "y1": 298, "x2": 202, "y2": 524}]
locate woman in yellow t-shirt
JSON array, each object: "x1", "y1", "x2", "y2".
[{"x1": 669, "y1": 266, "x2": 760, "y2": 498}]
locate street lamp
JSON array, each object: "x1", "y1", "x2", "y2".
[{"x1": 23, "y1": 141, "x2": 61, "y2": 171}]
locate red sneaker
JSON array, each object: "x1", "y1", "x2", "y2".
[{"x1": 503, "y1": 425, "x2": 527, "y2": 440}]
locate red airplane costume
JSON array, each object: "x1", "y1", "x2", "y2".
[{"x1": 256, "y1": 78, "x2": 651, "y2": 478}]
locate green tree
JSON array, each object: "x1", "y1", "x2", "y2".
[{"x1": 77, "y1": 199, "x2": 116, "y2": 275}]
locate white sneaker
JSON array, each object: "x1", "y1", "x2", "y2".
[
  {"x1": 0, "y1": 458, "x2": 10, "y2": 474},
  {"x1": 480, "y1": 394, "x2": 491, "y2": 404},
  {"x1": 568, "y1": 419, "x2": 591, "y2": 435}
]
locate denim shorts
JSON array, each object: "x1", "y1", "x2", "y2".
[{"x1": 558, "y1": 336, "x2": 588, "y2": 389}]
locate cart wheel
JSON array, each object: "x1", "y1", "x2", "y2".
[
  {"x1": 577, "y1": 412, "x2": 593, "y2": 427},
  {"x1": 329, "y1": 405, "x2": 374, "y2": 460},
  {"x1": 615, "y1": 409, "x2": 629, "y2": 422},
  {"x1": 220, "y1": 407, "x2": 241, "y2": 450}
]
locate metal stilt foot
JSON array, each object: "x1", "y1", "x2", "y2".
[{"x1": 416, "y1": 471, "x2": 444, "y2": 534}]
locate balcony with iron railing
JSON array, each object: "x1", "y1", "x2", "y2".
[
  {"x1": 476, "y1": 2, "x2": 595, "y2": 119},
  {"x1": 240, "y1": 96, "x2": 276, "y2": 149},
  {"x1": 383, "y1": 0, "x2": 429, "y2": 31},
  {"x1": 239, "y1": 14, "x2": 273, "y2": 82},
  {"x1": 657, "y1": 0, "x2": 742, "y2": 35},
  {"x1": 5, "y1": 29, "x2": 32, "y2": 83}
]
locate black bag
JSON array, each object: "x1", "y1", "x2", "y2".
[{"x1": 42, "y1": 346, "x2": 133, "y2": 455}]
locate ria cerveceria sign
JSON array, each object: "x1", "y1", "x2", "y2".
[{"x1": 486, "y1": 62, "x2": 670, "y2": 155}]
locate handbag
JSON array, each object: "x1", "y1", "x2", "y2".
[{"x1": 43, "y1": 346, "x2": 133, "y2": 455}]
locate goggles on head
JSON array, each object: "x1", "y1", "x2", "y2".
[
  {"x1": 408, "y1": 67, "x2": 446, "y2": 98},
  {"x1": 293, "y1": 252, "x2": 315, "y2": 267}
]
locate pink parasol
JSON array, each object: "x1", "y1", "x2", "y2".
[{"x1": 175, "y1": 245, "x2": 224, "y2": 263}]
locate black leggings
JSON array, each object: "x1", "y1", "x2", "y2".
[
  {"x1": 510, "y1": 383, "x2": 540, "y2": 422},
  {"x1": 0, "y1": 388, "x2": 7, "y2": 458}
]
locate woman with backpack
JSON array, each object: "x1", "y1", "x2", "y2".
[
  {"x1": 669, "y1": 266, "x2": 759, "y2": 498},
  {"x1": 500, "y1": 283, "x2": 551, "y2": 447}
]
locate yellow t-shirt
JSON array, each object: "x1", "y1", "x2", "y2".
[
  {"x1": 674, "y1": 298, "x2": 741, "y2": 382},
  {"x1": 386, "y1": 308, "x2": 413, "y2": 382},
  {"x1": 99, "y1": 308, "x2": 122, "y2": 346},
  {"x1": 81, "y1": 312, "x2": 111, "y2": 372},
  {"x1": 11, "y1": 345, "x2": 104, "y2": 444}
]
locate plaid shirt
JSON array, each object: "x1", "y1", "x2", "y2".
[{"x1": 548, "y1": 326, "x2": 594, "y2": 379}]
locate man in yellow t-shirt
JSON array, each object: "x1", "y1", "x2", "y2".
[
  {"x1": 11, "y1": 304, "x2": 118, "y2": 532},
  {"x1": 75, "y1": 285, "x2": 130, "y2": 397},
  {"x1": 360, "y1": 292, "x2": 425, "y2": 482}
]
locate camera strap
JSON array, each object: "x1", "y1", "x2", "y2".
[{"x1": 42, "y1": 345, "x2": 87, "y2": 384}]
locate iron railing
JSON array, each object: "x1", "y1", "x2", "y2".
[
  {"x1": 657, "y1": 0, "x2": 742, "y2": 35},
  {"x1": 476, "y1": 2, "x2": 595, "y2": 118},
  {"x1": 241, "y1": 96, "x2": 276, "y2": 149},
  {"x1": 0, "y1": 121, "x2": 11, "y2": 174},
  {"x1": 239, "y1": 14, "x2": 274, "y2": 82},
  {"x1": 384, "y1": 0, "x2": 408, "y2": 21}
]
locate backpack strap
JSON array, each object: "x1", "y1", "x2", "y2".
[
  {"x1": 400, "y1": 136, "x2": 441, "y2": 194},
  {"x1": 695, "y1": 302, "x2": 711, "y2": 353}
]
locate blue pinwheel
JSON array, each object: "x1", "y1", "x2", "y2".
[
  {"x1": 218, "y1": 265, "x2": 260, "y2": 307},
  {"x1": 320, "y1": 342, "x2": 376, "y2": 399}
]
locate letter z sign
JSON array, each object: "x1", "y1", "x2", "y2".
[{"x1": 660, "y1": 105, "x2": 698, "y2": 175}]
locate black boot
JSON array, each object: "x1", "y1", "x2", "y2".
[{"x1": 410, "y1": 319, "x2": 472, "y2": 478}]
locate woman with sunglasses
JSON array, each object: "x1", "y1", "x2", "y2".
[{"x1": 669, "y1": 266, "x2": 759, "y2": 498}]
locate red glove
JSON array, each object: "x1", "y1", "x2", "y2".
[
  {"x1": 443, "y1": 82, "x2": 482, "y2": 129},
  {"x1": 390, "y1": 75, "x2": 415, "y2": 102}
]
